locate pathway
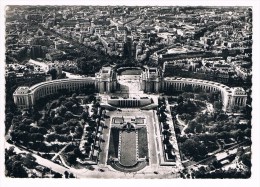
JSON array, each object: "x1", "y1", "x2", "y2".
[
  {"x1": 176, "y1": 114, "x2": 188, "y2": 135},
  {"x1": 165, "y1": 99, "x2": 183, "y2": 169},
  {"x1": 51, "y1": 143, "x2": 70, "y2": 161}
]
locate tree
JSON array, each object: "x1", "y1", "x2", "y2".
[
  {"x1": 81, "y1": 111, "x2": 89, "y2": 121},
  {"x1": 69, "y1": 173, "x2": 75, "y2": 178},
  {"x1": 50, "y1": 110, "x2": 56, "y2": 118},
  {"x1": 19, "y1": 131, "x2": 30, "y2": 145},
  {"x1": 75, "y1": 126, "x2": 83, "y2": 136},
  {"x1": 165, "y1": 84, "x2": 176, "y2": 95},
  {"x1": 217, "y1": 131, "x2": 229, "y2": 140},
  {"x1": 198, "y1": 133, "x2": 217, "y2": 142},
  {"x1": 38, "y1": 119, "x2": 48, "y2": 127},
  {"x1": 233, "y1": 105, "x2": 240, "y2": 113},
  {"x1": 240, "y1": 153, "x2": 251, "y2": 168},
  {"x1": 58, "y1": 96, "x2": 66, "y2": 105},
  {"x1": 166, "y1": 143, "x2": 173, "y2": 150},
  {"x1": 64, "y1": 101, "x2": 75, "y2": 111},
  {"x1": 193, "y1": 86, "x2": 201, "y2": 93},
  {"x1": 72, "y1": 93, "x2": 77, "y2": 99},
  {"x1": 32, "y1": 110, "x2": 42, "y2": 121},
  {"x1": 52, "y1": 116, "x2": 64, "y2": 125},
  {"x1": 67, "y1": 154, "x2": 77, "y2": 165},
  {"x1": 214, "y1": 101, "x2": 222, "y2": 111},
  {"x1": 163, "y1": 137, "x2": 170, "y2": 144},
  {"x1": 162, "y1": 130, "x2": 171, "y2": 137},
  {"x1": 48, "y1": 68, "x2": 58, "y2": 80},
  {"x1": 46, "y1": 133, "x2": 58, "y2": 142},
  {"x1": 230, "y1": 129, "x2": 244, "y2": 142},
  {"x1": 76, "y1": 58, "x2": 101, "y2": 75},
  {"x1": 87, "y1": 137, "x2": 95, "y2": 144},
  {"x1": 159, "y1": 105, "x2": 166, "y2": 113},
  {"x1": 30, "y1": 126, "x2": 39, "y2": 133},
  {"x1": 181, "y1": 139, "x2": 207, "y2": 160},
  {"x1": 216, "y1": 113, "x2": 228, "y2": 121},
  {"x1": 182, "y1": 92, "x2": 194, "y2": 99},
  {"x1": 93, "y1": 102, "x2": 101, "y2": 108},
  {"x1": 185, "y1": 120, "x2": 203, "y2": 133},
  {"x1": 174, "y1": 127, "x2": 181, "y2": 134},
  {"x1": 57, "y1": 105, "x2": 68, "y2": 117},
  {"x1": 85, "y1": 146, "x2": 91, "y2": 153},
  {"x1": 64, "y1": 171, "x2": 69, "y2": 178},
  {"x1": 6, "y1": 147, "x2": 15, "y2": 156},
  {"x1": 38, "y1": 127, "x2": 47, "y2": 135},
  {"x1": 244, "y1": 128, "x2": 251, "y2": 137},
  {"x1": 73, "y1": 148, "x2": 82, "y2": 158},
  {"x1": 86, "y1": 126, "x2": 95, "y2": 132},
  {"x1": 163, "y1": 123, "x2": 170, "y2": 130},
  {"x1": 194, "y1": 124, "x2": 203, "y2": 133},
  {"x1": 222, "y1": 48, "x2": 229, "y2": 61},
  {"x1": 195, "y1": 113, "x2": 207, "y2": 124},
  {"x1": 10, "y1": 161, "x2": 28, "y2": 178},
  {"x1": 183, "y1": 84, "x2": 193, "y2": 92},
  {"x1": 53, "y1": 172, "x2": 63, "y2": 178},
  {"x1": 177, "y1": 96, "x2": 184, "y2": 104},
  {"x1": 31, "y1": 133, "x2": 44, "y2": 142},
  {"x1": 64, "y1": 111, "x2": 74, "y2": 120},
  {"x1": 195, "y1": 93, "x2": 208, "y2": 101},
  {"x1": 22, "y1": 153, "x2": 36, "y2": 169}
]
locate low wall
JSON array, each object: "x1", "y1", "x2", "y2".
[{"x1": 108, "y1": 98, "x2": 152, "y2": 107}]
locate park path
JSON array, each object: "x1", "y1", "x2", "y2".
[
  {"x1": 51, "y1": 143, "x2": 70, "y2": 161},
  {"x1": 176, "y1": 114, "x2": 188, "y2": 135},
  {"x1": 164, "y1": 99, "x2": 183, "y2": 170}
]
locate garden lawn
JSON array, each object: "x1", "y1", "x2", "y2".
[
  {"x1": 108, "y1": 128, "x2": 120, "y2": 158},
  {"x1": 138, "y1": 127, "x2": 148, "y2": 158}
]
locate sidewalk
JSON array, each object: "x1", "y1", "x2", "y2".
[
  {"x1": 165, "y1": 98, "x2": 183, "y2": 170},
  {"x1": 176, "y1": 114, "x2": 188, "y2": 135}
]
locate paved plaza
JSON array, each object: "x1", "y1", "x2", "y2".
[
  {"x1": 117, "y1": 74, "x2": 144, "y2": 98},
  {"x1": 102, "y1": 109, "x2": 158, "y2": 166}
]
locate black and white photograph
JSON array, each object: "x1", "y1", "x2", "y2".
[{"x1": 0, "y1": 0, "x2": 260, "y2": 186}]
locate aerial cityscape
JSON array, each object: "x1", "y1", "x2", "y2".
[{"x1": 4, "y1": 6, "x2": 252, "y2": 179}]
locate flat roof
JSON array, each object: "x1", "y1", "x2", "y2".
[
  {"x1": 14, "y1": 86, "x2": 30, "y2": 94},
  {"x1": 29, "y1": 77, "x2": 95, "y2": 92}
]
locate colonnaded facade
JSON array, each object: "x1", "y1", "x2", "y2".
[{"x1": 13, "y1": 66, "x2": 247, "y2": 112}]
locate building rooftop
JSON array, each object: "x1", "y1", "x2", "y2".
[
  {"x1": 14, "y1": 86, "x2": 30, "y2": 95},
  {"x1": 95, "y1": 66, "x2": 114, "y2": 80},
  {"x1": 232, "y1": 87, "x2": 246, "y2": 95}
]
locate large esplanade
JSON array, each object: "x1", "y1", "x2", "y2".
[{"x1": 13, "y1": 66, "x2": 247, "y2": 112}]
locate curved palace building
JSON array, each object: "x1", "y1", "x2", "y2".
[{"x1": 13, "y1": 66, "x2": 247, "y2": 112}]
